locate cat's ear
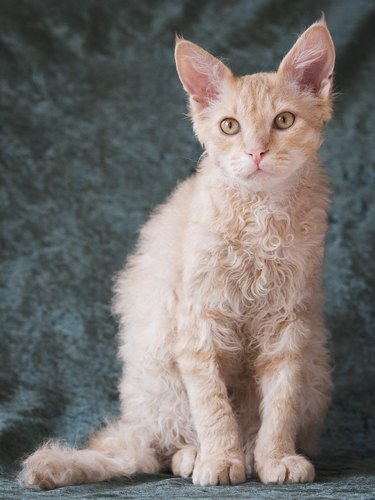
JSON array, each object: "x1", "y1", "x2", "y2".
[
  {"x1": 175, "y1": 38, "x2": 233, "y2": 109},
  {"x1": 278, "y1": 20, "x2": 335, "y2": 99}
]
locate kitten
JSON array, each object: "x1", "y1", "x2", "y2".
[{"x1": 20, "y1": 19, "x2": 335, "y2": 489}]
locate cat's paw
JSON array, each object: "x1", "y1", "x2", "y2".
[
  {"x1": 171, "y1": 445, "x2": 197, "y2": 478},
  {"x1": 256, "y1": 455, "x2": 315, "y2": 484},
  {"x1": 192, "y1": 454, "x2": 246, "y2": 486}
]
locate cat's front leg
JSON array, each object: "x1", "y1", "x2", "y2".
[
  {"x1": 175, "y1": 319, "x2": 246, "y2": 486},
  {"x1": 254, "y1": 320, "x2": 315, "y2": 484}
]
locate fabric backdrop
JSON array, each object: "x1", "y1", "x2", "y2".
[{"x1": 1, "y1": 0, "x2": 374, "y2": 498}]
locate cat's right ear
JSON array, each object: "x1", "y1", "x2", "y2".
[{"x1": 175, "y1": 38, "x2": 233, "y2": 110}]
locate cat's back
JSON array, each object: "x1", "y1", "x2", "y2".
[{"x1": 113, "y1": 173, "x2": 199, "y2": 329}]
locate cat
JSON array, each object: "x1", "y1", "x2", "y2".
[{"x1": 20, "y1": 19, "x2": 335, "y2": 489}]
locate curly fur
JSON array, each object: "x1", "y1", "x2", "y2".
[{"x1": 20, "y1": 20, "x2": 335, "y2": 489}]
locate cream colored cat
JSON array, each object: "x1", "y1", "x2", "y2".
[{"x1": 20, "y1": 20, "x2": 335, "y2": 489}]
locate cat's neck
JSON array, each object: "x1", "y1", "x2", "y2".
[{"x1": 193, "y1": 153, "x2": 329, "y2": 241}]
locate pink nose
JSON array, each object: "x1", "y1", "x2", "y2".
[{"x1": 247, "y1": 148, "x2": 269, "y2": 166}]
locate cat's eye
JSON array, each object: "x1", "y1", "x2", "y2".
[
  {"x1": 220, "y1": 118, "x2": 240, "y2": 135},
  {"x1": 274, "y1": 112, "x2": 295, "y2": 130}
]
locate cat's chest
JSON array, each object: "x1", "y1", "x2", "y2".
[
  {"x1": 212, "y1": 208, "x2": 322, "y2": 309},
  {"x1": 220, "y1": 229, "x2": 291, "y2": 296},
  {"x1": 219, "y1": 212, "x2": 295, "y2": 268}
]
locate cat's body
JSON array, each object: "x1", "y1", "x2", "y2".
[{"x1": 20, "y1": 20, "x2": 335, "y2": 489}]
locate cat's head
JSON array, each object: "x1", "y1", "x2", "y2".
[{"x1": 175, "y1": 20, "x2": 335, "y2": 193}]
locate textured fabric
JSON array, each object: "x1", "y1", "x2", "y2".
[{"x1": 1, "y1": 0, "x2": 374, "y2": 497}]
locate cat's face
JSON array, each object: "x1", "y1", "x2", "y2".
[
  {"x1": 175, "y1": 20, "x2": 335, "y2": 194},
  {"x1": 193, "y1": 73, "x2": 325, "y2": 192}
]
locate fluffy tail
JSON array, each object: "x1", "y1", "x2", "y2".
[{"x1": 19, "y1": 422, "x2": 160, "y2": 490}]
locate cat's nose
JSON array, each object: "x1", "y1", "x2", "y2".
[{"x1": 247, "y1": 148, "x2": 269, "y2": 166}]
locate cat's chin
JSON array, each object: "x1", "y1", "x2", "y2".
[
  {"x1": 221, "y1": 158, "x2": 291, "y2": 194},
  {"x1": 238, "y1": 170, "x2": 284, "y2": 193},
  {"x1": 229, "y1": 170, "x2": 297, "y2": 197}
]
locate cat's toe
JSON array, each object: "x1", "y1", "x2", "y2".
[
  {"x1": 257, "y1": 455, "x2": 315, "y2": 484},
  {"x1": 171, "y1": 445, "x2": 197, "y2": 478},
  {"x1": 192, "y1": 454, "x2": 246, "y2": 486},
  {"x1": 282, "y1": 455, "x2": 315, "y2": 483}
]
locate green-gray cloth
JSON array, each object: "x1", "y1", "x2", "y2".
[{"x1": 1, "y1": 0, "x2": 374, "y2": 497}]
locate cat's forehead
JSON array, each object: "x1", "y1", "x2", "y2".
[
  {"x1": 238, "y1": 73, "x2": 276, "y2": 96},
  {"x1": 219, "y1": 72, "x2": 300, "y2": 121},
  {"x1": 235, "y1": 73, "x2": 281, "y2": 114}
]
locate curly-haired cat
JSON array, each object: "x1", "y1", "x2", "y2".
[{"x1": 20, "y1": 19, "x2": 335, "y2": 488}]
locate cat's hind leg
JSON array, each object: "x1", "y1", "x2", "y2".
[{"x1": 19, "y1": 421, "x2": 160, "y2": 490}]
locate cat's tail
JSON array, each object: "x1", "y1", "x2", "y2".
[{"x1": 18, "y1": 421, "x2": 160, "y2": 490}]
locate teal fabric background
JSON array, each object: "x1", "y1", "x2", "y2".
[{"x1": 1, "y1": 0, "x2": 374, "y2": 497}]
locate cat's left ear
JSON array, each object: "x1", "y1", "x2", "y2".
[
  {"x1": 175, "y1": 38, "x2": 233, "y2": 110},
  {"x1": 278, "y1": 19, "x2": 335, "y2": 100}
]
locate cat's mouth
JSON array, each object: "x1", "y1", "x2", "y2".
[{"x1": 245, "y1": 167, "x2": 272, "y2": 179}]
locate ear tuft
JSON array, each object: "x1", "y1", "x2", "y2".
[
  {"x1": 278, "y1": 20, "x2": 335, "y2": 99},
  {"x1": 175, "y1": 40, "x2": 233, "y2": 109}
]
